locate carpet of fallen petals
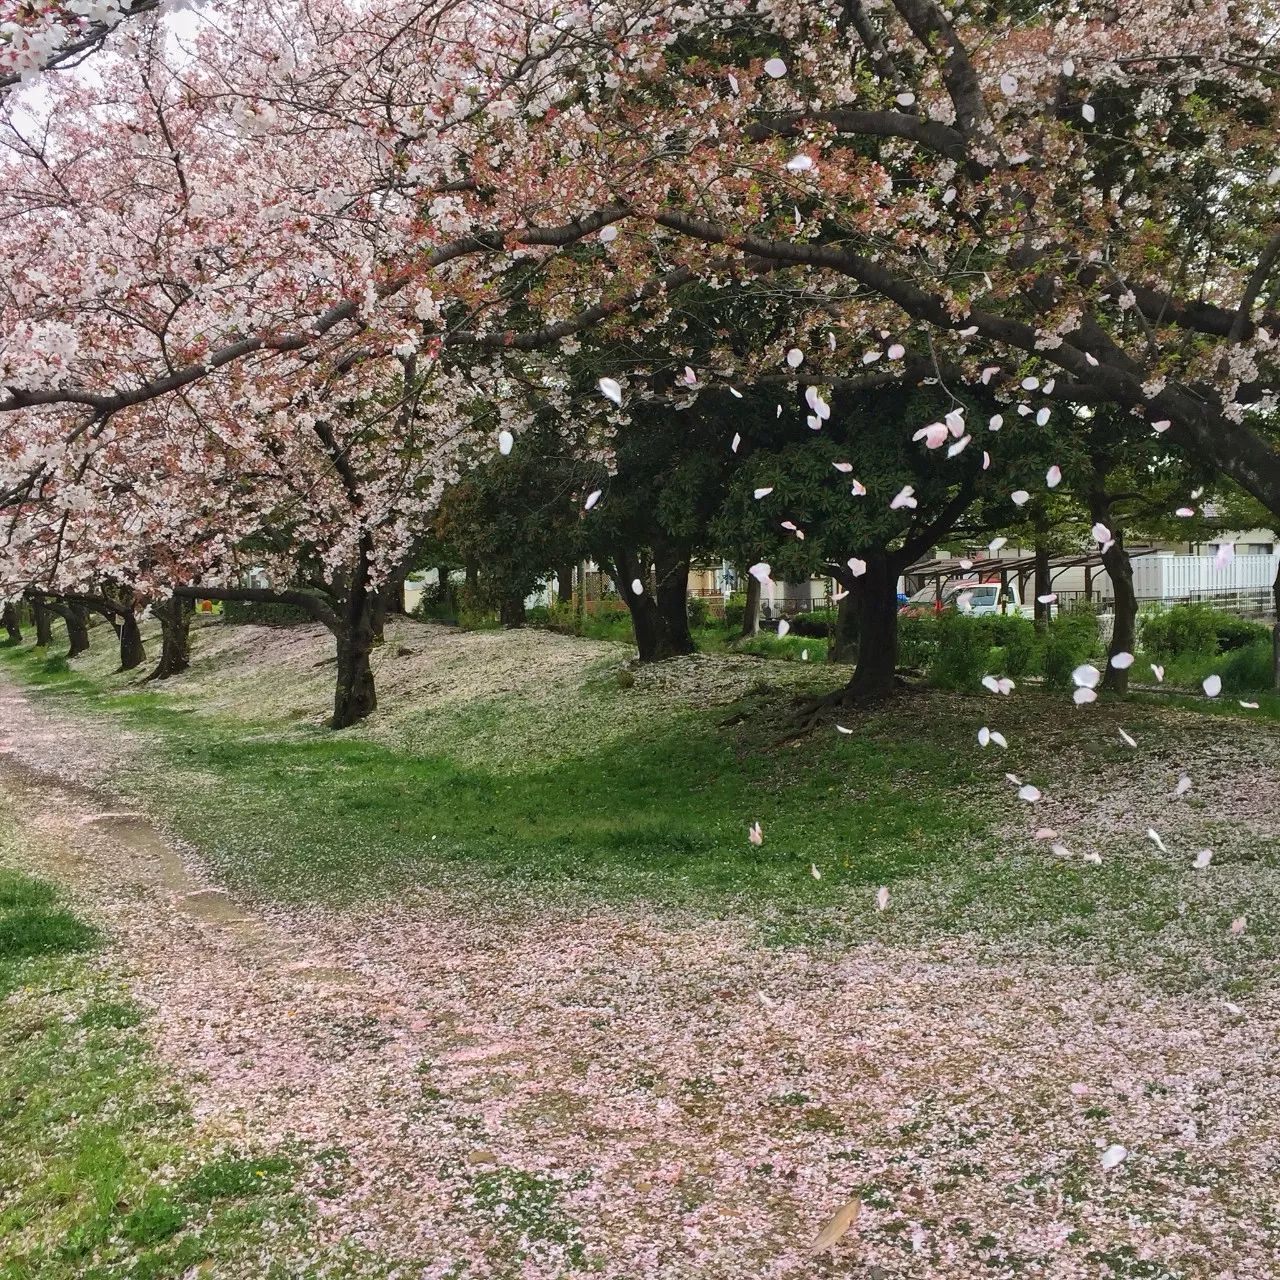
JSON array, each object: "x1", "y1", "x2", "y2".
[{"x1": 1, "y1": 629, "x2": 1278, "y2": 1278}]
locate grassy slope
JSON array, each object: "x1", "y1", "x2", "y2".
[
  {"x1": 1, "y1": 619, "x2": 1277, "y2": 993},
  {"x1": 0, "y1": 817, "x2": 375, "y2": 1280}
]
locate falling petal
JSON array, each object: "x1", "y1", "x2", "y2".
[
  {"x1": 1035, "y1": 828, "x2": 1058, "y2": 840},
  {"x1": 749, "y1": 562, "x2": 771, "y2": 583},
  {"x1": 989, "y1": 414, "x2": 1003, "y2": 431},
  {"x1": 996, "y1": 678, "x2": 1016, "y2": 696},
  {"x1": 1022, "y1": 376, "x2": 1040, "y2": 390},
  {"x1": 863, "y1": 350, "x2": 882, "y2": 364},
  {"x1": 1091, "y1": 522, "x2": 1111, "y2": 544},
  {"x1": 1018, "y1": 784, "x2": 1041, "y2": 803},
  {"x1": 778, "y1": 619, "x2": 791, "y2": 637},
  {"x1": 1151, "y1": 420, "x2": 1170, "y2": 433},
  {"x1": 890, "y1": 485, "x2": 917, "y2": 510},
  {"x1": 913, "y1": 423, "x2": 950, "y2": 449},
  {"x1": 1101, "y1": 1144, "x2": 1126, "y2": 1171},
  {"x1": 1062, "y1": 58, "x2": 1076, "y2": 76},
  {"x1": 1193, "y1": 849, "x2": 1212, "y2": 870},
  {"x1": 1036, "y1": 407, "x2": 1051, "y2": 426},
  {"x1": 959, "y1": 559, "x2": 973, "y2": 570},
  {"x1": 497, "y1": 429, "x2": 514, "y2": 456},
  {"x1": 1175, "y1": 775, "x2": 1192, "y2": 797},
  {"x1": 754, "y1": 486, "x2": 774, "y2": 499},
  {"x1": 887, "y1": 343, "x2": 906, "y2": 359},
  {"x1": 810, "y1": 862, "x2": 821, "y2": 879},
  {"x1": 1147, "y1": 828, "x2": 1168, "y2": 853},
  {"x1": 1011, "y1": 490, "x2": 1030, "y2": 507},
  {"x1": 599, "y1": 224, "x2": 618, "y2": 243},
  {"x1": 978, "y1": 727, "x2": 991, "y2": 747},
  {"x1": 990, "y1": 731, "x2": 1008, "y2": 748},
  {"x1": 630, "y1": 578, "x2": 644, "y2": 596},
  {"x1": 989, "y1": 535, "x2": 1008, "y2": 553},
  {"x1": 1150, "y1": 664, "x2": 1164, "y2": 682},
  {"x1": 584, "y1": 489, "x2": 602, "y2": 510},
  {"x1": 1203, "y1": 674, "x2": 1222, "y2": 698},
  {"x1": 850, "y1": 479, "x2": 867, "y2": 496},
  {"x1": 1119, "y1": 728, "x2": 1137, "y2": 748},
  {"x1": 764, "y1": 57, "x2": 788, "y2": 78},
  {"x1": 1230, "y1": 916, "x2": 1246, "y2": 935},
  {"x1": 896, "y1": 91, "x2": 915, "y2": 107},
  {"x1": 786, "y1": 348, "x2": 804, "y2": 368},
  {"x1": 1110, "y1": 651, "x2": 1134, "y2": 669},
  {"x1": 1175, "y1": 507, "x2": 1195, "y2": 518},
  {"x1": 1083, "y1": 851, "x2": 1102, "y2": 865},
  {"x1": 848, "y1": 558, "x2": 867, "y2": 578},
  {"x1": 1072, "y1": 664, "x2": 1101, "y2": 688},
  {"x1": 836, "y1": 724, "x2": 853, "y2": 735},
  {"x1": 946, "y1": 434, "x2": 971, "y2": 457},
  {"x1": 1215, "y1": 544, "x2": 1235, "y2": 568},
  {"x1": 1052, "y1": 842, "x2": 1073, "y2": 857},
  {"x1": 785, "y1": 154, "x2": 815, "y2": 172},
  {"x1": 876, "y1": 886, "x2": 890, "y2": 911},
  {"x1": 832, "y1": 461, "x2": 853, "y2": 473},
  {"x1": 1038, "y1": 593, "x2": 1057, "y2": 604},
  {"x1": 1000, "y1": 72, "x2": 1018, "y2": 95},
  {"x1": 731, "y1": 433, "x2": 741, "y2": 453},
  {"x1": 1073, "y1": 687, "x2": 1097, "y2": 705},
  {"x1": 1082, "y1": 102, "x2": 1096, "y2": 122},
  {"x1": 598, "y1": 376, "x2": 623, "y2": 405},
  {"x1": 1046, "y1": 465, "x2": 1062, "y2": 487},
  {"x1": 1239, "y1": 700, "x2": 1259, "y2": 709},
  {"x1": 748, "y1": 822, "x2": 763, "y2": 845}
]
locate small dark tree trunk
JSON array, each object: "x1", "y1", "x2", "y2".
[
  {"x1": 438, "y1": 565, "x2": 457, "y2": 613},
  {"x1": 1272, "y1": 558, "x2": 1280, "y2": 692},
  {"x1": 500, "y1": 592, "x2": 527, "y2": 628},
  {"x1": 829, "y1": 578, "x2": 859, "y2": 663},
  {"x1": 118, "y1": 610, "x2": 145, "y2": 672},
  {"x1": 149, "y1": 597, "x2": 191, "y2": 679},
  {"x1": 369, "y1": 590, "x2": 389, "y2": 643},
  {"x1": 65, "y1": 604, "x2": 90, "y2": 658},
  {"x1": 1, "y1": 602, "x2": 21, "y2": 645},
  {"x1": 842, "y1": 555, "x2": 900, "y2": 702},
  {"x1": 32, "y1": 596, "x2": 52, "y2": 647},
  {"x1": 556, "y1": 563, "x2": 575, "y2": 608},
  {"x1": 1033, "y1": 541, "x2": 1052, "y2": 631},
  {"x1": 653, "y1": 542, "x2": 696, "y2": 655},
  {"x1": 740, "y1": 570, "x2": 761, "y2": 638},
  {"x1": 1100, "y1": 533, "x2": 1136, "y2": 694},
  {"x1": 332, "y1": 547, "x2": 379, "y2": 729}
]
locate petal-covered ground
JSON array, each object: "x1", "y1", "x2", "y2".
[{"x1": 1, "y1": 623, "x2": 1278, "y2": 1279}]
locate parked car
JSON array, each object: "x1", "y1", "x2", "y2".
[{"x1": 899, "y1": 579, "x2": 1034, "y2": 618}]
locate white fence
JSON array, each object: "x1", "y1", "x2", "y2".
[{"x1": 1130, "y1": 552, "x2": 1278, "y2": 604}]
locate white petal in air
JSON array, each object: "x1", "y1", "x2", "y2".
[
  {"x1": 1082, "y1": 102, "x2": 1096, "y2": 122},
  {"x1": 887, "y1": 343, "x2": 906, "y2": 360},
  {"x1": 1073, "y1": 687, "x2": 1097, "y2": 705},
  {"x1": 913, "y1": 423, "x2": 949, "y2": 449},
  {"x1": 1193, "y1": 849, "x2": 1212, "y2": 870},
  {"x1": 1046, "y1": 465, "x2": 1062, "y2": 487},
  {"x1": 810, "y1": 862, "x2": 821, "y2": 879},
  {"x1": 876, "y1": 886, "x2": 890, "y2": 911},
  {"x1": 748, "y1": 822, "x2": 763, "y2": 845},
  {"x1": 778, "y1": 619, "x2": 791, "y2": 636},
  {"x1": 1150, "y1": 664, "x2": 1164, "y2": 682},
  {"x1": 764, "y1": 57, "x2": 787, "y2": 78},
  {"x1": 1203, "y1": 674, "x2": 1222, "y2": 697},
  {"x1": 731, "y1": 433, "x2": 741, "y2": 453},
  {"x1": 1175, "y1": 775, "x2": 1192, "y2": 797},
  {"x1": 989, "y1": 414, "x2": 1003, "y2": 431},
  {"x1": 1036, "y1": 407, "x2": 1050, "y2": 426},
  {"x1": 786, "y1": 347, "x2": 804, "y2": 368},
  {"x1": 1151, "y1": 419, "x2": 1170, "y2": 434},
  {"x1": 1101, "y1": 1145, "x2": 1127, "y2": 1172},
  {"x1": 1110, "y1": 651, "x2": 1134, "y2": 669},
  {"x1": 497, "y1": 429, "x2": 514, "y2": 455},
  {"x1": 749, "y1": 562, "x2": 771, "y2": 583},
  {"x1": 832, "y1": 461, "x2": 853, "y2": 474},
  {"x1": 584, "y1": 489, "x2": 602, "y2": 510},
  {"x1": 598, "y1": 377, "x2": 623, "y2": 405},
  {"x1": 1018, "y1": 784, "x2": 1041, "y2": 803},
  {"x1": 1147, "y1": 828, "x2": 1168, "y2": 853},
  {"x1": 989, "y1": 535, "x2": 1008, "y2": 553},
  {"x1": 1011, "y1": 490, "x2": 1030, "y2": 507},
  {"x1": 630, "y1": 578, "x2": 644, "y2": 596},
  {"x1": 850, "y1": 479, "x2": 867, "y2": 496},
  {"x1": 1118, "y1": 728, "x2": 1137, "y2": 748},
  {"x1": 1091, "y1": 522, "x2": 1111, "y2": 544},
  {"x1": 1038, "y1": 593, "x2": 1057, "y2": 604},
  {"x1": 785, "y1": 154, "x2": 815, "y2": 173},
  {"x1": 1072, "y1": 664, "x2": 1101, "y2": 688},
  {"x1": 896, "y1": 91, "x2": 915, "y2": 107},
  {"x1": 890, "y1": 486, "x2": 917, "y2": 510},
  {"x1": 599, "y1": 224, "x2": 618, "y2": 243},
  {"x1": 1215, "y1": 544, "x2": 1234, "y2": 568},
  {"x1": 1000, "y1": 72, "x2": 1018, "y2": 95},
  {"x1": 848, "y1": 558, "x2": 867, "y2": 578},
  {"x1": 729, "y1": 386, "x2": 743, "y2": 399},
  {"x1": 946, "y1": 435, "x2": 971, "y2": 457},
  {"x1": 754, "y1": 486, "x2": 774, "y2": 499}
]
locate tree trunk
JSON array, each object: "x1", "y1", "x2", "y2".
[
  {"x1": 1033, "y1": 540, "x2": 1052, "y2": 631},
  {"x1": 500, "y1": 592, "x2": 526, "y2": 628},
  {"x1": 64, "y1": 603, "x2": 90, "y2": 658},
  {"x1": 117, "y1": 610, "x2": 145, "y2": 672},
  {"x1": 332, "y1": 549, "x2": 379, "y2": 729},
  {"x1": 437, "y1": 565, "x2": 457, "y2": 614},
  {"x1": 1100, "y1": 533, "x2": 1137, "y2": 694},
  {"x1": 829, "y1": 580, "x2": 859, "y2": 663},
  {"x1": 611, "y1": 548, "x2": 687, "y2": 662},
  {"x1": 556, "y1": 563, "x2": 575, "y2": 608},
  {"x1": 740, "y1": 570, "x2": 761, "y2": 638},
  {"x1": 841, "y1": 555, "x2": 900, "y2": 702},
  {"x1": 653, "y1": 541, "x2": 696, "y2": 655},
  {"x1": 32, "y1": 596, "x2": 52, "y2": 647},
  {"x1": 149, "y1": 597, "x2": 191, "y2": 679},
  {"x1": 1, "y1": 603, "x2": 21, "y2": 645},
  {"x1": 1272, "y1": 557, "x2": 1280, "y2": 692}
]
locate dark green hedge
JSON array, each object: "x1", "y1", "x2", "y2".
[{"x1": 221, "y1": 599, "x2": 315, "y2": 627}]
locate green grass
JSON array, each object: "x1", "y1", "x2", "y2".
[
  {"x1": 0, "y1": 851, "x2": 346, "y2": 1279},
  {"x1": 1, "y1": 629, "x2": 1276, "y2": 989}
]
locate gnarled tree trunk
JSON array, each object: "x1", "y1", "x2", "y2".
[
  {"x1": 653, "y1": 540, "x2": 696, "y2": 655},
  {"x1": 841, "y1": 555, "x2": 900, "y2": 703},
  {"x1": 31, "y1": 595, "x2": 52, "y2": 647},
  {"x1": 611, "y1": 547, "x2": 692, "y2": 662},
  {"x1": 117, "y1": 609, "x2": 145, "y2": 671},
  {"x1": 149, "y1": 597, "x2": 191, "y2": 679},
  {"x1": 1, "y1": 602, "x2": 21, "y2": 645}
]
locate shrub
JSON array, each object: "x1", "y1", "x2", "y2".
[
  {"x1": 1218, "y1": 638, "x2": 1275, "y2": 692},
  {"x1": 411, "y1": 585, "x2": 458, "y2": 624},
  {"x1": 785, "y1": 609, "x2": 834, "y2": 638},
  {"x1": 222, "y1": 598, "x2": 313, "y2": 627},
  {"x1": 1140, "y1": 603, "x2": 1219, "y2": 658},
  {"x1": 929, "y1": 612, "x2": 988, "y2": 691},
  {"x1": 687, "y1": 596, "x2": 711, "y2": 628},
  {"x1": 724, "y1": 593, "x2": 746, "y2": 630},
  {"x1": 1043, "y1": 611, "x2": 1099, "y2": 690},
  {"x1": 1214, "y1": 613, "x2": 1271, "y2": 653},
  {"x1": 898, "y1": 613, "x2": 938, "y2": 670}
]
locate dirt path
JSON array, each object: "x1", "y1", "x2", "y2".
[{"x1": 2, "y1": 676, "x2": 1279, "y2": 1279}]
